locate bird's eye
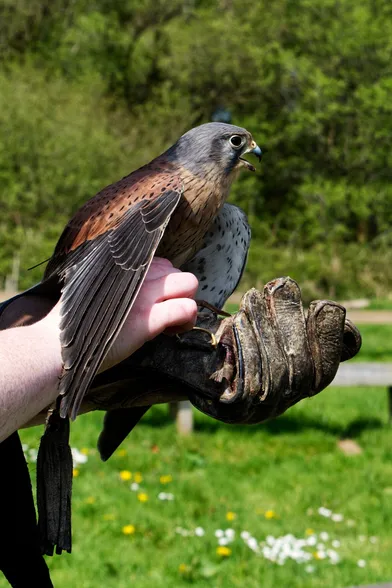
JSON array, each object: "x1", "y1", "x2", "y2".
[{"x1": 229, "y1": 135, "x2": 243, "y2": 149}]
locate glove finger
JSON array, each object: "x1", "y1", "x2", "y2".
[
  {"x1": 306, "y1": 300, "x2": 346, "y2": 393},
  {"x1": 263, "y1": 277, "x2": 314, "y2": 398},
  {"x1": 242, "y1": 284, "x2": 290, "y2": 405},
  {"x1": 341, "y1": 318, "x2": 362, "y2": 361}
]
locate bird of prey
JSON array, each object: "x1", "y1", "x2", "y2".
[
  {"x1": 98, "y1": 202, "x2": 251, "y2": 461},
  {"x1": 35, "y1": 122, "x2": 262, "y2": 420}
]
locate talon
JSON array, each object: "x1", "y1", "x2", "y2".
[
  {"x1": 195, "y1": 299, "x2": 231, "y2": 317},
  {"x1": 192, "y1": 326, "x2": 218, "y2": 348}
]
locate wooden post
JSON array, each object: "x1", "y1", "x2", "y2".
[{"x1": 169, "y1": 401, "x2": 193, "y2": 435}]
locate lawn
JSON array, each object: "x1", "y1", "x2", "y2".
[{"x1": 2, "y1": 323, "x2": 392, "y2": 588}]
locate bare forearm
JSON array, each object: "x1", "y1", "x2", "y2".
[{"x1": 0, "y1": 321, "x2": 61, "y2": 441}]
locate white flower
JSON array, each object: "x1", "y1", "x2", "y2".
[
  {"x1": 332, "y1": 540, "x2": 341, "y2": 548},
  {"x1": 370, "y1": 536, "x2": 378, "y2": 544},
  {"x1": 320, "y1": 532, "x2": 329, "y2": 541},
  {"x1": 327, "y1": 549, "x2": 340, "y2": 564},
  {"x1": 305, "y1": 565, "x2": 315, "y2": 573},
  {"x1": 318, "y1": 507, "x2": 332, "y2": 518},
  {"x1": 240, "y1": 531, "x2": 250, "y2": 540},
  {"x1": 307, "y1": 536, "x2": 317, "y2": 546},
  {"x1": 247, "y1": 537, "x2": 258, "y2": 551},
  {"x1": 359, "y1": 535, "x2": 366, "y2": 542},
  {"x1": 331, "y1": 513, "x2": 344, "y2": 522},
  {"x1": 218, "y1": 537, "x2": 229, "y2": 546},
  {"x1": 357, "y1": 559, "x2": 366, "y2": 568},
  {"x1": 225, "y1": 529, "x2": 235, "y2": 540},
  {"x1": 158, "y1": 492, "x2": 174, "y2": 501},
  {"x1": 215, "y1": 529, "x2": 224, "y2": 538},
  {"x1": 130, "y1": 482, "x2": 139, "y2": 491},
  {"x1": 194, "y1": 527, "x2": 205, "y2": 537},
  {"x1": 28, "y1": 448, "x2": 38, "y2": 463},
  {"x1": 316, "y1": 550, "x2": 326, "y2": 560},
  {"x1": 71, "y1": 448, "x2": 88, "y2": 465}
]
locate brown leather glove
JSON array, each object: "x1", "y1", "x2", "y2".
[{"x1": 83, "y1": 277, "x2": 361, "y2": 459}]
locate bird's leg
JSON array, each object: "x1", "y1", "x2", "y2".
[{"x1": 195, "y1": 299, "x2": 231, "y2": 317}]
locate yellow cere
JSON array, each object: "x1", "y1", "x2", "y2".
[
  {"x1": 160, "y1": 475, "x2": 173, "y2": 484},
  {"x1": 137, "y1": 492, "x2": 148, "y2": 503},
  {"x1": 119, "y1": 470, "x2": 132, "y2": 481},
  {"x1": 226, "y1": 511, "x2": 236, "y2": 521}
]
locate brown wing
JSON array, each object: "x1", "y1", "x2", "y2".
[
  {"x1": 45, "y1": 165, "x2": 179, "y2": 277},
  {"x1": 51, "y1": 175, "x2": 182, "y2": 421}
]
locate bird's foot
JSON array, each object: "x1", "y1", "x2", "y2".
[
  {"x1": 192, "y1": 326, "x2": 218, "y2": 348},
  {"x1": 176, "y1": 326, "x2": 218, "y2": 350},
  {"x1": 196, "y1": 299, "x2": 231, "y2": 317}
]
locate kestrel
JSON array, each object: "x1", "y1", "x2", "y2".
[{"x1": 39, "y1": 122, "x2": 262, "y2": 420}]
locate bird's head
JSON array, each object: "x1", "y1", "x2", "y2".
[{"x1": 166, "y1": 122, "x2": 263, "y2": 179}]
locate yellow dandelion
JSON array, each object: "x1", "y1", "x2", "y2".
[
  {"x1": 160, "y1": 474, "x2": 173, "y2": 484},
  {"x1": 117, "y1": 449, "x2": 127, "y2": 457},
  {"x1": 137, "y1": 492, "x2": 148, "y2": 503},
  {"x1": 264, "y1": 510, "x2": 277, "y2": 519},
  {"x1": 313, "y1": 552, "x2": 322, "y2": 560},
  {"x1": 226, "y1": 511, "x2": 236, "y2": 521},
  {"x1": 103, "y1": 513, "x2": 116, "y2": 521},
  {"x1": 216, "y1": 546, "x2": 231, "y2": 557},
  {"x1": 72, "y1": 468, "x2": 79, "y2": 478},
  {"x1": 80, "y1": 447, "x2": 90, "y2": 455},
  {"x1": 178, "y1": 563, "x2": 188, "y2": 573},
  {"x1": 122, "y1": 524, "x2": 135, "y2": 535},
  {"x1": 305, "y1": 528, "x2": 315, "y2": 535},
  {"x1": 86, "y1": 496, "x2": 96, "y2": 505},
  {"x1": 119, "y1": 470, "x2": 132, "y2": 481},
  {"x1": 134, "y1": 472, "x2": 143, "y2": 484}
]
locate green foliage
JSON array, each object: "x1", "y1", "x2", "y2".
[{"x1": 0, "y1": 0, "x2": 391, "y2": 296}]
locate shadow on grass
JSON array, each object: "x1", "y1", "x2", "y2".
[{"x1": 142, "y1": 407, "x2": 384, "y2": 439}]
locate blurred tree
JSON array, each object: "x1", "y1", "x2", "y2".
[{"x1": 0, "y1": 0, "x2": 391, "y2": 298}]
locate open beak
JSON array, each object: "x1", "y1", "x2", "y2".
[{"x1": 240, "y1": 141, "x2": 263, "y2": 172}]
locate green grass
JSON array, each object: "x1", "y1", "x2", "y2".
[
  {"x1": 367, "y1": 299, "x2": 392, "y2": 311},
  {"x1": 354, "y1": 325, "x2": 392, "y2": 363},
  {"x1": 6, "y1": 386, "x2": 392, "y2": 588}
]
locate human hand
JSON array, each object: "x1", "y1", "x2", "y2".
[{"x1": 43, "y1": 257, "x2": 198, "y2": 374}]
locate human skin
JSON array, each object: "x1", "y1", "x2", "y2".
[{"x1": 0, "y1": 258, "x2": 198, "y2": 442}]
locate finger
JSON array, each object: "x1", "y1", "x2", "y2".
[
  {"x1": 306, "y1": 300, "x2": 346, "y2": 392},
  {"x1": 139, "y1": 271, "x2": 199, "y2": 305},
  {"x1": 147, "y1": 298, "x2": 197, "y2": 339},
  {"x1": 263, "y1": 277, "x2": 314, "y2": 397},
  {"x1": 145, "y1": 258, "x2": 176, "y2": 281}
]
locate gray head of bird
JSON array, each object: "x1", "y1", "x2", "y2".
[{"x1": 165, "y1": 122, "x2": 263, "y2": 178}]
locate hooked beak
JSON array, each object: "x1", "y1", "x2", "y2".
[
  {"x1": 250, "y1": 142, "x2": 262, "y2": 162},
  {"x1": 239, "y1": 140, "x2": 263, "y2": 172}
]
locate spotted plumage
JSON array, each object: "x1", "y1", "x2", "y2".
[{"x1": 182, "y1": 203, "x2": 251, "y2": 309}]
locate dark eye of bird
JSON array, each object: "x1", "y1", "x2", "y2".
[{"x1": 229, "y1": 135, "x2": 243, "y2": 149}]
